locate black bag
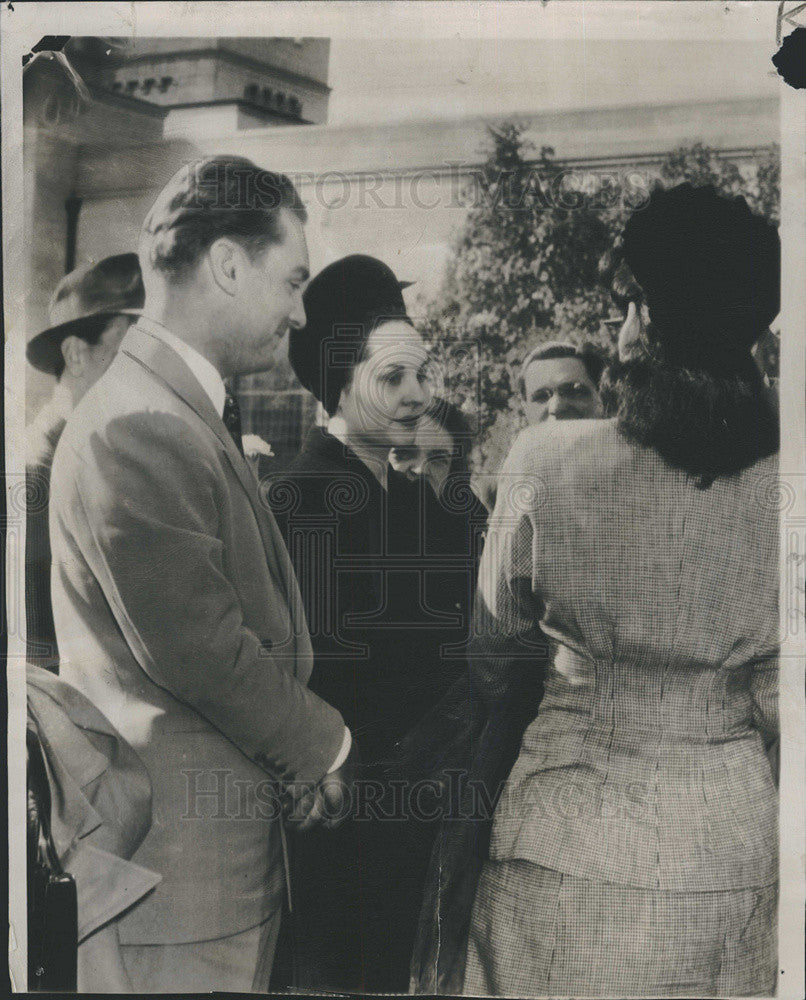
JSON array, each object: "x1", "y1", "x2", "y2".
[{"x1": 27, "y1": 726, "x2": 78, "y2": 992}]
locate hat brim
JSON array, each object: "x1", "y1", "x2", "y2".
[{"x1": 26, "y1": 309, "x2": 143, "y2": 374}]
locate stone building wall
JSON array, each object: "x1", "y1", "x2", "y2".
[{"x1": 105, "y1": 38, "x2": 330, "y2": 124}]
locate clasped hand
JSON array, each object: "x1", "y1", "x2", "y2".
[{"x1": 282, "y1": 742, "x2": 358, "y2": 832}]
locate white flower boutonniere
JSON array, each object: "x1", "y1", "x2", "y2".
[
  {"x1": 242, "y1": 434, "x2": 275, "y2": 460},
  {"x1": 242, "y1": 434, "x2": 275, "y2": 473}
]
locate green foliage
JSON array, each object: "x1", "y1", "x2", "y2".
[{"x1": 423, "y1": 125, "x2": 780, "y2": 477}]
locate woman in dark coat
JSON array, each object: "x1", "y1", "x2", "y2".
[{"x1": 266, "y1": 256, "x2": 485, "y2": 993}]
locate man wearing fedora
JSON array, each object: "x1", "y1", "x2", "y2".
[
  {"x1": 25, "y1": 253, "x2": 145, "y2": 671},
  {"x1": 48, "y1": 156, "x2": 355, "y2": 992}
]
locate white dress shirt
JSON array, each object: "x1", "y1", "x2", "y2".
[{"x1": 135, "y1": 317, "x2": 352, "y2": 775}]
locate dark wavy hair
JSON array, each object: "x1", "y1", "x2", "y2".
[
  {"x1": 599, "y1": 356, "x2": 778, "y2": 488},
  {"x1": 424, "y1": 398, "x2": 476, "y2": 478},
  {"x1": 601, "y1": 184, "x2": 780, "y2": 488},
  {"x1": 599, "y1": 244, "x2": 643, "y2": 315}
]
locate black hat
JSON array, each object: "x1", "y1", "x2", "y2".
[
  {"x1": 27, "y1": 253, "x2": 144, "y2": 374},
  {"x1": 621, "y1": 183, "x2": 780, "y2": 366},
  {"x1": 289, "y1": 255, "x2": 413, "y2": 415}
]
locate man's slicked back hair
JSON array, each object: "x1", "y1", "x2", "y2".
[
  {"x1": 518, "y1": 341, "x2": 605, "y2": 398},
  {"x1": 140, "y1": 156, "x2": 307, "y2": 280}
]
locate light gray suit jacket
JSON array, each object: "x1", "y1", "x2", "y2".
[
  {"x1": 471, "y1": 418, "x2": 778, "y2": 892},
  {"x1": 49, "y1": 324, "x2": 346, "y2": 944}
]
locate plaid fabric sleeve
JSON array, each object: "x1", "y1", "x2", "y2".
[{"x1": 468, "y1": 435, "x2": 549, "y2": 705}]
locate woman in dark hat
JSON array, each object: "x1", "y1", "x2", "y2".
[
  {"x1": 461, "y1": 185, "x2": 780, "y2": 997},
  {"x1": 267, "y1": 255, "x2": 482, "y2": 994}
]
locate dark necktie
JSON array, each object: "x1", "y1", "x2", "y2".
[{"x1": 223, "y1": 392, "x2": 244, "y2": 457}]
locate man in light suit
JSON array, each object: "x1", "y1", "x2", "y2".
[{"x1": 49, "y1": 156, "x2": 355, "y2": 992}]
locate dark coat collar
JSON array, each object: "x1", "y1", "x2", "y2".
[{"x1": 296, "y1": 425, "x2": 388, "y2": 484}]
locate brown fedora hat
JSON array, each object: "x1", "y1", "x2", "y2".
[{"x1": 26, "y1": 253, "x2": 145, "y2": 374}]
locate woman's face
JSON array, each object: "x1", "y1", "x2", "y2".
[
  {"x1": 338, "y1": 320, "x2": 435, "y2": 449},
  {"x1": 389, "y1": 414, "x2": 454, "y2": 495}
]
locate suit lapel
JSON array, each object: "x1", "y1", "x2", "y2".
[
  {"x1": 120, "y1": 325, "x2": 306, "y2": 653},
  {"x1": 220, "y1": 446, "x2": 310, "y2": 663}
]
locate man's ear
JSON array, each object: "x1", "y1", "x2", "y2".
[
  {"x1": 207, "y1": 238, "x2": 239, "y2": 297},
  {"x1": 60, "y1": 335, "x2": 88, "y2": 376}
]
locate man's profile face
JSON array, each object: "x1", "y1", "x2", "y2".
[
  {"x1": 234, "y1": 208, "x2": 310, "y2": 375},
  {"x1": 522, "y1": 355, "x2": 602, "y2": 425}
]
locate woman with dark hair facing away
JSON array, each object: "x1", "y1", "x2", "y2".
[
  {"x1": 462, "y1": 184, "x2": 780, "y2": 997},
  {"x1": 266, "y1": 256, "x2": 483, "y2": 994}
]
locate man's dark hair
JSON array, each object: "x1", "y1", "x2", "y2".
[
  {"x1": 518, "y1": 341, "x2": 605, "y2": 398},
  {"x1": 141, "y1": 156, "x2": 307, "y2": 280}
]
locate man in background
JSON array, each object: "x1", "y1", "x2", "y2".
[
  {"x1": 518, "y1": 340, "x2": 604, "y2": 425},
  {"x1": 25, "y1": 253, "x2": 144, "y2": 670}
]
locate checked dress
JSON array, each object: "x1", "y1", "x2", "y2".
[{"x1": 463, "y1": 418, "x2": 779, "y2": 997}]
